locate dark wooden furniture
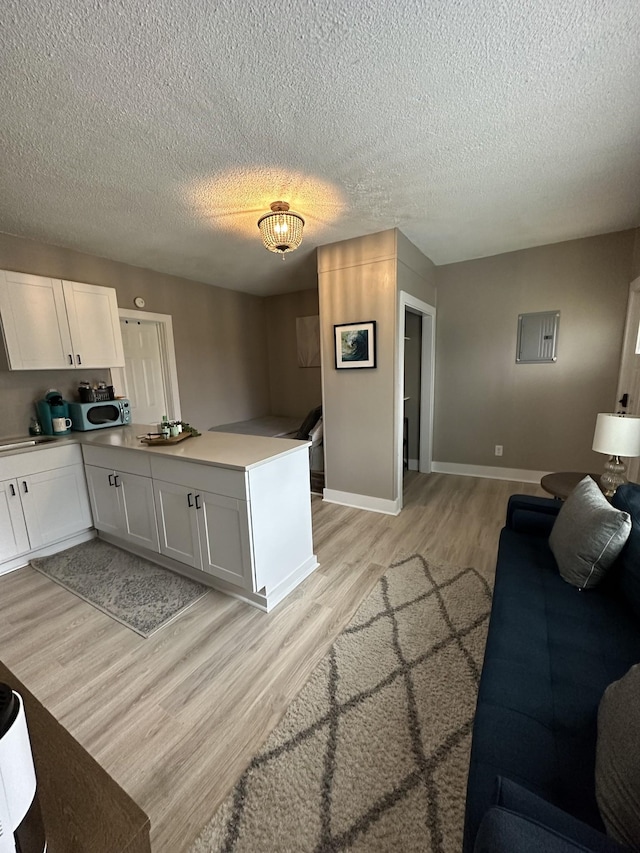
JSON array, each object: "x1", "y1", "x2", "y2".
[
  {"x1": 0, "y1": 661, "x2": 151, "y2": 853},
  {"x1": 540, "y1": 471, "x2": 602, "y2": 500}
]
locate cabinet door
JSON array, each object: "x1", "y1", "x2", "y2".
[
  {"x1": 153, "y1": 480, "x2": 200, "y2": 568},
  {"x1": 20, "y1": 464, "x2": 92, "y2": 549},
  {"x1": 197, "y1": 490, "x2": 252, "y2": 588},
  {"x1": 62, "y1": 280, "x2": 125, "y2": 368},
  {"x1": 85, "y1": 464, "x2": 122, "y2": 536},
  {"x1": 0, "y1": 479, "x2": 30, "y2": 562},
  {"x1": 0, "y1": 271, "x2": 73, "y2": 369},
  {"x1": 117, "y1": 471, "x2": 159, "y2": 553}
]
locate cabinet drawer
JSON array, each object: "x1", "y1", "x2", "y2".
[
  {"x1": 0, "y1": 443, "x2": 83, "y2": 480},
  {"x1": 150, "y1": 456, "x2": 247, "y2": 500},
  {"x1": 82, "y1": 445, "x2": 152, "y2": 477}
]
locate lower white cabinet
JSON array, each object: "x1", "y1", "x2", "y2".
[
  {"x1": 0, "y1": 478, "x2": 30, "y2": 562},
  {"x1": 153, "y1": 480, "x2": 252, "y2": 588},
  {"x1": 0, "y1": 453, "x2": 92, "y2": 565},
  {"x1": 85, "y1": 464, "x2": 159, "y2": 553}
]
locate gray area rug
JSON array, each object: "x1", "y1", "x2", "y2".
[
  {"x1": 31, "y1": 538, "x2": 209, "y2": 638},
  {"x1": 190, "y1": 553, "x2": 493, "y2": 853}
]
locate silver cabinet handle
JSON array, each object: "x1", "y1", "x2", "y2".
[{"x1": 108, "y1": 473, "x2": 115, "y2": 486}]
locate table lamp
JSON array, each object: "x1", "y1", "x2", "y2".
[{"x1": 592, "y1": 413, "x2": 640, "y2": 497}]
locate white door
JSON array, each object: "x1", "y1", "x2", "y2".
[
  {"x1": 0, "y1": 271, "x2": 72, "y2": 369},
  {"x1": 85, "y1": 464, "x2": 122, "y2": 536},
  {"x1": 63, "y1": 280, "x2": 125, "y2": 368},
  {"x1": 118, "y1": 471, "x2": 159, "y2": 552},
  {"x1": 197, "y1": 490, "x2": 252, "y2": 588},
  {"x1": 20, "y1": 465, "x2": 92, "y2": 549},
  {"x1": 616, "y1": 276, "x2": 640, "y2": 483},
  {"x1": 153, "y1": 480, "x2": 200, "y2": 568},
  {"x1": 119, "y1": 318, "x2": 168, "y2": 425},
  {"x1": 0, "y1": 479, "x2": 30, "y2": 561}
]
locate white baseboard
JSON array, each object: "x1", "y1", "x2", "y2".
[
  {"x1": 408, "y1": 458, "x2": 419, "y2": 471},
  {"x1": 322, "y1": 489, "x2": 401, "y2": 516},
  {"x1": 0, "y1": 528, "x2": 96, "y2": 576},
  {"x1": 431, "y1": 461, "x2": 550, "y2": 485}
]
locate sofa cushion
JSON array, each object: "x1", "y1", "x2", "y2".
[
  {"x1": 611, "y1": 484, "x2": 640, "y2": 620},
  {"x1": 596, "y1": 663, "x2": 640, "y2": 849},
  {"x1": 549, "y1": 477, "x2": 631, "y2": 589}
]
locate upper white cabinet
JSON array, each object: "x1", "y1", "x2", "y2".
[{"x1": 0, "y1": 270, "x2": 125, "y2": 370}]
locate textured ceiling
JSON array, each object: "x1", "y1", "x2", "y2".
[{"x1": 1, "y1": 0, "x2": 639, "y2": 296}]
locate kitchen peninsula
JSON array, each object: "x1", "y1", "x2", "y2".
[
  {"x1": 1, "y1": 425, "x2": 317, "y2": 611},
  {"x1": 81, "y1": 424, "x2": 318, "y2": 611}
]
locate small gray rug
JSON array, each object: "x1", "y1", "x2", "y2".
[
  {"x1": 31, "y1": 538, "x2": 209, "y2": 638},
  {"x1": 190, "y1": 553, "x2": 492, "y2": 853}
]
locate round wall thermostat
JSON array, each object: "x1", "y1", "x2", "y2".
[{"x1": 134, "y1": 296, "x2": 145, "y2": 308}]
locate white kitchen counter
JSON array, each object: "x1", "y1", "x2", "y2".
[
  {"x1": 0, "y1": 424, "x2": 309, "y2": 471},
  {"x1": 79, "y1": 424, "x2": 310, "y2": 471}
]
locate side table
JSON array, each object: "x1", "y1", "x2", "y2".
[{"x1": 540, "y1": 471, "x2": 602, "y2": 500}]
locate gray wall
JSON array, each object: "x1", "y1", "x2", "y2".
[
  {"x1": 0, "y1": 232, "x2": 270, "y2": 435},
  {"x1": 318, "y1": 228, "x2": 435, "y2": 503},
  {"x1": 264, "y1": 289, "x2": 322, "y2": 419},
  {"x1": 434, "y1": 230, "x2": 636, "y2": 473}
]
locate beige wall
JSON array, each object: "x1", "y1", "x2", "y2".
[
  {"x1": 0, "y1": 233, "x2": 270, "y2": 434},
  {"x1": 318, "y1": 228, "x2": 435, "y2": 504},
  {"x1": 264, "y1": 289, "x2": 322, "y2": 419},
  {"x1": 434, "y1": 230, "x2": 636, "y2": 473},
  {"x1": 632, "y1": 227, "x2": 640, "y2": 280}
]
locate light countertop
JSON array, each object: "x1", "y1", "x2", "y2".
[{"x1": 0, "y1": 424, "x2": 310, "y2": 471}]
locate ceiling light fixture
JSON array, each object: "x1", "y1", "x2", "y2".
[{"x1": 257, "y1": 201, "x2": 304, "y2": 258}]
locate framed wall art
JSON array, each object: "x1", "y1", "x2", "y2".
[{"x1": 334, "y1": 320, "x2": 377, "y2": 369}]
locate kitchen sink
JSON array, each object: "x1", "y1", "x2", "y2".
[{"x1": 0, "y1": 435, "x2": 61, "y2": 452}]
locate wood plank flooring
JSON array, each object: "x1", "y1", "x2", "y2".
[{"x1": 0, "y1": 472, "x2": 544, "y2": 852}]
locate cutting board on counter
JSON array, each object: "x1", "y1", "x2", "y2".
[{"x1": 140, "y1": 432, "x2": 194, "y2": 446}]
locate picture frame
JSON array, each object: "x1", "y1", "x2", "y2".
[{"x1": 334, "y1": 320, "x2": 377, "y2": 369}]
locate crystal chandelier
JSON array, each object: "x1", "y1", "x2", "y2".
[{"x1": 257, "y1": 201, "x2": 305, "y2": 257}]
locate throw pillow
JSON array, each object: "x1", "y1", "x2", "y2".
[
  {"x1": 548, "y1": 476, "x2": 631, "y2": 589},
  {"x1": 595, "y1": 662, "x2": 640, "y2": 849}
]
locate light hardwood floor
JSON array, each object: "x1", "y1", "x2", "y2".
[{"x1": 0, "y1": 472, "x2": 544, "y2": 852}]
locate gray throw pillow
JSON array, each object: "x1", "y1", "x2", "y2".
[
  {"x1": 548, "y1": 476, "x2": 631, "y2": 589},
  {"x1": 596, "y1": 663, "x2": 640, "y2": 849}
]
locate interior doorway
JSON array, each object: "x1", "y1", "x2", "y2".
[
  {"x1": 396, "y1": 292, "x2": 436, "y2": 509},
  {"x1": 111, "y1": 309, "x2": 181, "y2": 425},
  {"x1": 616, "y1": 275, "x2": 640, "y2": 483}
]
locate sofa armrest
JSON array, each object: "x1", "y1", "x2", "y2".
[
  {"x1": 506, "y1": 494, "x2": 561, "y2": 536},
  {"x1": 473, "y1": 778, "x2": 630, "y2": 852},
  {"x1": 474, "y1": 807, "x2": 628, "y2": 853}
]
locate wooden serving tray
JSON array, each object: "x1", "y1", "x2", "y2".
[{"x1": 140, "y1": 431, "x2": 194, "y2": 446}]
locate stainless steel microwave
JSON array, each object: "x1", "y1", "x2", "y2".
[{"x1": 68, "y1": 399, "x2": 131, "y2": 431}]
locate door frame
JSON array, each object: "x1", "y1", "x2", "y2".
[
  {"x1": 112, "y1": 309, "x2": 182, "y2": 422},
  {"x1": 396, "y1": 292, "x2": 436, "y2": 509},
  {"x1": 616, "y1": 275, "x2": 640, "y2": 483}
]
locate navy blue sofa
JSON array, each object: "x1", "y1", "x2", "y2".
[{"x1": 463, "y1": 484, "x2": 640, "y2": 853}]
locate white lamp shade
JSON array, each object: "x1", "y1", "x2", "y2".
[{"x1": 592, "y1": 413, "x2": 640, "y2": 457}]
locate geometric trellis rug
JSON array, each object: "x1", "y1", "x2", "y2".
[
  {"x1": 30, "y1": 537, "x2": 209, "y2": 638},
  {"x1": 190, "y1": 554, "x2": 493, "y2": 853}
]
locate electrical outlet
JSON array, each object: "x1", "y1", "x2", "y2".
[{"x1": 495, "y1": 445, "x2": 503, "y2": 457}]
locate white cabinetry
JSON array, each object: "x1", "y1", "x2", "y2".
[
  {"x1": 153, "y1": 479, "x2": 251, "y2": 587},
  {"x1": 0, "y1": 270, "x2": 125, "y2": 370},
  {"x1": 0, "y1": 445, "x2": 93, "y2": 571},
  {"x1": 83, "y1": 447, "x2": 158, "y2": 553}
]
